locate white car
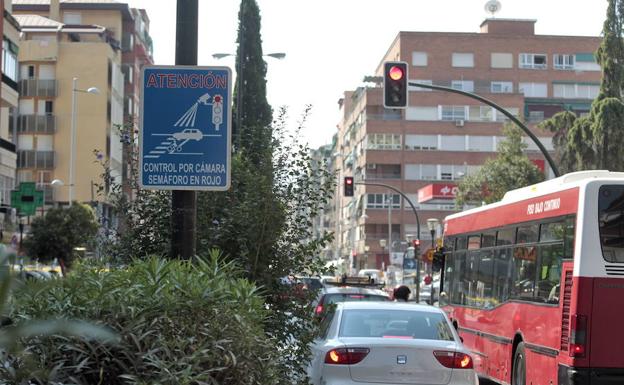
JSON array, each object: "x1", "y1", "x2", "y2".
[
  {"x1": 308, "y1": 302, "x2": 478, "y2": 385},
  {"x1": 172, "y1": 128, "x2": 203, "y2": 141}
]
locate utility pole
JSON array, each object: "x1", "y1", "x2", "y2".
[{"x1": 170, "y1": 0, "x2": 198, "y2": 259}]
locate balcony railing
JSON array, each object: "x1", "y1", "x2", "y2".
[
  {"x1": 18, "y1": 79, "x2": 57, "y2": 97},
  {"x1": 11, "y1": 115, "x2": 56, "y2": 134},
  {"x1": 17, "y1": 150, "x2": 55, "y2": 169}
]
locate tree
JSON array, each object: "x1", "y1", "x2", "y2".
[
  {"x1": 233, "y1": 0, "x2": 273, "y2": 156},
  {"x1": 24, "y1": 204, "x2": 99, "y2": 275},
  {"x1": 540, "y1": 0, "x2": 624, "y2": 172},
  {"x1": 455, "y1": 125, "x2": 545, "y2": 206}
]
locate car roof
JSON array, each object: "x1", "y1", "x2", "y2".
[
  {"x1": 337, "y1": 301, "x2": 444, "y2": 313},
  {"x1": 322, "y1": 286, "x2": 389, "y2": 296}
]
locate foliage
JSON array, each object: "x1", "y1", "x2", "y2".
[
  {"x1": 233, "y1": 0, "x2": 273, "y2": 153},
  {"x1": 456, "y1": 125, "x2": 544, "y2": 205},
  {"x1": 539, "y1": 0, "x2": 624, "y2": 173},
  {"x1": 24, "y1": 203, "x2": 99, "y2": 272},
  {"x1": 3, "y1": 252, "x2": 280, "y2": 384},
  {"x1": 95, "y1": 123, "x2": 172, "y2": 263},
  {"x1": 198, "y1": 107, "x2": 335, "y2": 383}
]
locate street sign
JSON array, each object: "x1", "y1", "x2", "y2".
[
  {"x1": 10, "y1": 182, "x2": 43, "y2": 216},
  {"x1": 140, "y1": 65, "x2": 232, "y2": 190},
  {"x1": 403, "y1": 258, "x2": 417, "y2": 270}
]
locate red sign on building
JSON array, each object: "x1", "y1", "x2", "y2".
[{"x1": 417, "y1": 183, "x2": 458, "y2": 203}]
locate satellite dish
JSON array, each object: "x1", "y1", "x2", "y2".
[{"x1": 484, "y1": 0, "x2": 502, "y2": 16}]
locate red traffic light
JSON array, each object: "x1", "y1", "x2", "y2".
[
  {"x1": 388, "y1": 65, "x2": 404, "y2": 81},
  {"x1": 413, "y1": 239, "x2": 421, "y2": 247},
  {"x1": 345, "y1": 177, "x2": 353, "y2": 185}
]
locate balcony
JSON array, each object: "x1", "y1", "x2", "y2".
[
  {"x1": 11, "y1": 115, "x2": 56, "y2": 134},
  {"x1": 19, "y1": 79, "x2": 57, "y2": 98},
  {"x1": 17, "y1": 150, "x2": 55, "y2": 169}
]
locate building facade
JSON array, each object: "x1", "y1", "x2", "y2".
[
  {"x1": 334, "y1": 19, "x2": 601, "y2": 274},
  {"x1": 11, "y1": 0, "x2": 152, "y2": 216},
  {"x1": 0, "y1": 0, "x2": 19, "y2": 221}
]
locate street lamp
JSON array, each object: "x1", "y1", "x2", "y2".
[
  {"x1": 70, "y1": 78, "x2": 100, "y2": 206},
  {"x1": 212, "y1": 52, "x2": 286, "y2": 147}
]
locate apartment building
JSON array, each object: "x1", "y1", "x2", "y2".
[
  {"x1": 0, "y1": 0, "x2": 19, "y2": 221},
  {"x1": 121, "y1": 7, "x2": 152, "y2": 197},
  {"x1": 335, "y1": 19, "x2": 601, "y2": 273},
  {"x1": 11, "y1": 0, "x2": 152, "y2": 216}
]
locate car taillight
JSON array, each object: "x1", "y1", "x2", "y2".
[
  {"x1": 315, "y1": 304, "x2": 323, "y2": 314},
  {"x1": 569, "y1": 314, "x2": 587, "y2": 358},
  {"x1": 324, "y1": 348, "x2": 370, "y2": 365},
  {"x1": 433, "y1": 351, "x2": 474, "y2": 369}
]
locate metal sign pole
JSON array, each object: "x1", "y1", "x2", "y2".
[{"x1": 171, "y1": 0, "x2": 198, "y2": 259}]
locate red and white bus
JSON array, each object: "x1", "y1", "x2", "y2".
[{"x1": 440, "y1": 171, "x2": 624, "y2": 385}]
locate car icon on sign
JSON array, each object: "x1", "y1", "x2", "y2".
[{"x1": 172, "y1": 129, "x2": 203, "y2": 141}]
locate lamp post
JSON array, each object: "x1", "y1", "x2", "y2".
[
  {"x1": 70, "y1": 78, "x2": 100, "y2": 206},
  {"x1": 212, "y1": 52, "x2": 285, "y2": 147},
  {"x1": 427, "y1": 218, "x2": 440, "y2": 304}
]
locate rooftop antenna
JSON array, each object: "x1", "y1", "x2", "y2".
[{"x1": 484, "y1": 0, "x2": 502, "y2": 17}]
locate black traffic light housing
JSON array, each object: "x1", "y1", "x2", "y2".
[
  {"x1": 432, "y1": 246, "x2": 446, "y2": 272},
  {"x1": 344, "y1": 176, "x2": 354, "y2": 197},
  {"x1": 383, "y1": 61, "x2": 408, "y2": 108}
]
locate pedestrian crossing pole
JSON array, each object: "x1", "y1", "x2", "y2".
[{"x1": 171, "y1": 0, "x2": 198, "y2": 259}]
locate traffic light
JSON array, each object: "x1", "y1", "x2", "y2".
[
  {"x1": 383, "y1": 61, "x2": 408, "y2": 108},
  {"x1": 432, "y1": 246, "x2": 446, "y2": 272},
  {"x1": 412, "y1": 239, "x2": 421, "y2": 259},
  {"x1": 344, "y1": 176, "x2": 354, "y2": 197}
]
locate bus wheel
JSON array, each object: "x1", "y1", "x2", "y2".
[{"x1": 512, "y1": 342, "x2": 526, "y2": 385}]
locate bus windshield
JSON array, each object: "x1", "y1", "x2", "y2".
[{"x1": 599, "y1": 185, "x2": 624, "y2": 263}]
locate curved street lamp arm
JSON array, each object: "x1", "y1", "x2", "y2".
[
  {"x1": 353, "y1": 181, "x2": 420, "y2": 240},
  {"x1": 407, "y1": 82, "x2": 560, "y2": 177}
]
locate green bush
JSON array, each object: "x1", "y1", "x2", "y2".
[{"x1": 2, "y1": 253, "x2": 280, "y2": 384}]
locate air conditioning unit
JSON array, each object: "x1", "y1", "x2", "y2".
[
  {"x1": 455, "y1": 119, "x2": 465, "y2": 127},
  {"x1": 367, "y1": 163, "x2": 377, "y2": 170}
]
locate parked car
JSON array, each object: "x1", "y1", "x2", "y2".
[{"x1": 308, "y1": 302, "x2": 478, "y2": 385}]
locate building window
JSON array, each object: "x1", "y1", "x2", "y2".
[
  {"x1": 469, "y1": 106, "x2": 493, "y2": 121},
  {"x1": 367, "y1": 194, "x2": 401, "y2": 209},
  {"x1": 491, "y1": 53, "x2": 513, "y2": 68},
  {"x1": 405, "y1": 135, "x2": 437, "y2": 150},
  {"x1": 366, "y1": 133, "x2": 401, "y2": 150},
  {"x1": 528, "y1": 111, "x2": 545, "y2": 122},
  {"x1": 451, "y1": 80, "x2": 474, "y2": 92},
  {"x1": 553, "y1": 83, "x2": 599, "y2": 99},
  {"x1": 63, "y1": 12, "x2": 82, "y2": 25},
  {"x1": 441, "y1": 105, "x2": 466, "y2": 121},
  {"x1": 452, "y1": 53, "x2": 474, "y2": 68},
  {"x1": 519, "y1": 82, "x2": 548, "y2": 97},
  {"x1": 412, "y1": 52, "x2": 428, "y2": 67},
  {"x1": 467, "y1": 136, "x2": 494, "y2": 152},
  {"x1": 17, "y1": 170, "x2": 33, "y2": 183},
  {"x1": 491, "y1": 81, "x2": 513, "y2": 93},
  {"x1": 2, "y1": 38, "x2": 19, "y2": 82},
  {"x1": 440, "y1": 135, "x2": 465, "y2": 151},
  {"x1": 406, "y1": 106, "x2": 438, "y2": 121},
  {"x1": 45, "y1": 101, "x2": 53, "y2": 115},
  {"x1": 519, "y1": 53, "x2": 547, "y2": 69},
  {"x1": 421, "y1": 165, "x2": 437, "y2": 180},
  {"x1": 553, "y1": 54, "x2": 575, "y2": 70}
]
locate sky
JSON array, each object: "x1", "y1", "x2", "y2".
[{"x1": 124, "y1": 0, "x2": 608, "y2": 149}]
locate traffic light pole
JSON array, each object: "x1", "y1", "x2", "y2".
[
  {"x1": 407, "y1": 81, "x2": 560, "y2": 178},
  {"x1": 354, "y1": 181, "x2": 422, "y2": 302}
]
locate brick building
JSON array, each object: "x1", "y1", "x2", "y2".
[{"x1": 333, "y1": 19, "x2": 601, "y2": 274}]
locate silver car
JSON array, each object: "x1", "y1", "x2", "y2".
[{"x1": 308, "y1": 302, "x2": 478, "y2": 385}]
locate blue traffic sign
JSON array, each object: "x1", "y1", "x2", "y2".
[{"x1": 139, "y1": 65, "x2": 232, "y2": 190}]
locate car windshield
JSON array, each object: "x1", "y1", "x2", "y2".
[
  {"x1": 324, "y1": 293, "x2": 388, "y2": 305},
  {"x1": 339, "y1": 309, "x2": 455, "y2": 340}
]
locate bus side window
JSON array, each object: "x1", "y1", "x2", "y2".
[
  {"x1": 511, "y1": 246, "x2": 537, "y2": 300},
  {"x1": 451, "y1": 251, "x2": 467, "y2": 305},
  {"x1": 535, "y1": 243, "x2": 564, "y2": 303},
  {"x1": 564, "y1": 216, "x2": 575, "y2": 259},
  {"x1": 493, "y1": 247, "x2": 513, "y2": 303}
]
